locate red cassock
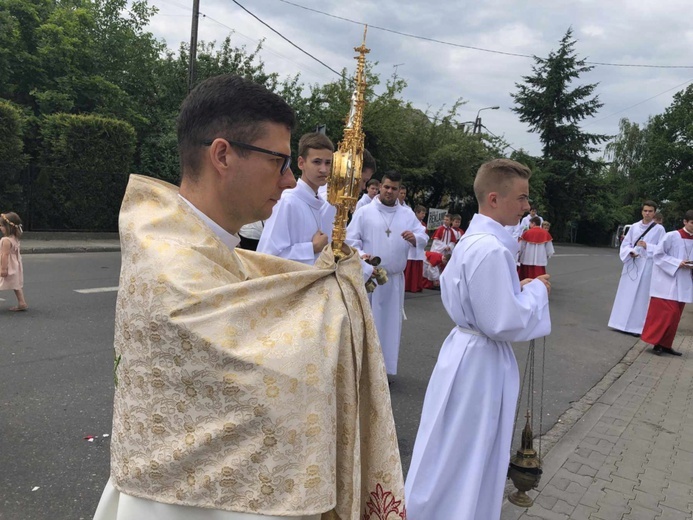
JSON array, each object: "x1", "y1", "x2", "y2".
[
  {"x1": 404, "y1": 260, "x2": 424, "y2": 292},
  {"x1": 518, "y1": 227, "x2": 553, "y2": 280},
  {"x1": 405, "y1": 220, "x2": 427, "y2": 293},
  {"x1": 641, "y1": 298, "x2": 686, "y2": 349}
]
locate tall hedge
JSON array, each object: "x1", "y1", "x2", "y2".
[
  {"x1": 35, "y1": 113, "x2": 135, "y2": 230},
  {"x1": 0, "y1": 100, "x2": 29, "y2": 213}
]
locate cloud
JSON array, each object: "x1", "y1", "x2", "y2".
[{"x1": 143, "y1": 0, "x2": 693, "y2": 156}]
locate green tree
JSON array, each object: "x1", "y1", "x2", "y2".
[
  {"x1": 0, "y1": 99, "x2": 29, "y2": 212},
  {"x1": 641, "y1": 84, "x2": 693, "y2": 221},
  {"x1": 512, "y1": 28, "x2": 609, "y2": 240}
]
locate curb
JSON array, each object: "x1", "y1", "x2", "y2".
[{"x1": 22, "y1": 246, "x2": 121, "y2": 255}]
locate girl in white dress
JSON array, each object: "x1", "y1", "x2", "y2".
[{"x1": 0, "y1": 212, "x2": 28, "y2": 311}]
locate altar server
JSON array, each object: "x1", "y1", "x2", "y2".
[
  {"x1": 430, "y1": 214, "x2": 457, "y2": 254},
  {"x1": 518, "y1": 216, "x2": 555, "y2": 279},
  {"x1": 641, "y1": 210, "x2": 693, "y2": 356},
  {"x1": 346, "y1": 170, "x2": 428, "y2": 375},
  {"x1": 406, "y1": 158, "x2": 551, "y2": 520},
  {"x1": 257, "y1": 133, "x2": 336, "y2": 265},
  {"x1": 354, "y1": 178, "x2": 380, "y2": 213},
  {"x1": 608, "y1": 201, "x2": 665, "y2": 335}
]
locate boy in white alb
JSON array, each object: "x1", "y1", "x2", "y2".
[
  {"x1": 406, "y1": 159, "x2": 551, "y2": 520},
  {"x1": 257, "y1": 133, "x2": 336, "y2": 265},
  {"x1": 354, "y1": 178, "x2": 380, "y2": 213},
  {"x1": 608, "y1": 201, "x2": 665, "y2": 335}
]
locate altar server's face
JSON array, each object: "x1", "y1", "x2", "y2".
[
  {"x1": 496, "y1": 177, "x2": 531, "y2": 227},
  {"x1": 298, "y1": 147, "x2": 333, "y2": 190}
]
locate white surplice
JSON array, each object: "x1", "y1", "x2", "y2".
[
  {"x1": 354, "y1": 192, "x2": 374, "y2": 213},
  {"x1": 346, "y1": 196, "x2": 428, "y2": 374},
  {"x1": 519, "y1": 239, "x2": 554, "y2": 266},
  {"x1": 650, "y1": 230, "x2": 693, "y2": 303},
  {"x1": 405, "y1": 213, "x2": 551, "y2": 520},
  {"x1": 93, "y1": 196, "x2": 320, "y2": 520},
  {"x1": 257, "y1": 179, "x2": 336, "y2": 265},
  {"x1": 608, "y1": 220, "x2": 666, "y2": 333}
]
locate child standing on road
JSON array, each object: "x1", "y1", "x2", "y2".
[{"x1": 0, "y1": 212, "x2": 28, "y2": 311}]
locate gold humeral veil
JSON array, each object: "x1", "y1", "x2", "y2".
[{"x1": 110, "y1": 175, "x2": 406, "y2": 519}]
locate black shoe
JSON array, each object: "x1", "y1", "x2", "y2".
[
  {"x1": 661, "y1": 347, "x2": 683, "y2": 356},
  {"x1": 652, "y1": 345, "x2": 662, "y2": 355}
]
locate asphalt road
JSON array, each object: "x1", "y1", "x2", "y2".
[{"x1": 0, "y1": 245, "x2": 637, "y2": 519}]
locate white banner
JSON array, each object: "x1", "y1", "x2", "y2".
[{"x1": 427, "y1": 209, "x2": 447, "y2": 231}]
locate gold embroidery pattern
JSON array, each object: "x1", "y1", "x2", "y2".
[{"x1": 111, "y1": 175, "x2": 405, "y2": 518}]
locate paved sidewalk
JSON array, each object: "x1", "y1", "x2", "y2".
[
  {"x1": 502, "y1": 333, "x2": 693, "y2": 520},
  {"x1": 20, "y1": 232, "x2": 120, "y2": 254}
]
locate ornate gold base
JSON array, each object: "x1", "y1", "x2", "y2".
[{"x1": 508, "y1": 490, "x2": 534, "y2": 507}]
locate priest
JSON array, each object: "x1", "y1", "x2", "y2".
[
  {"x1": 93, "y1": 74, "x2": 406, "y2": 520},
  {"x1": 405, "y1": 159, "x2": 551, "y2": 520},
  {"x1": 641, "y1": 210, "x2": 693, "y2": 356},
  {"x1": 608, "y1": 201, "x2": 665, "y2": 335},
  {"x1": 346, "y1": 170, "x2": 428, "y2": 375},
  {"x1": 256, "y1": 132, "x2": 336, "y2": 265}
]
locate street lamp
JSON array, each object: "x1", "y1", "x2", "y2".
[{"x1": 474, "y1": 106, "x2": 500, "y2": 135}]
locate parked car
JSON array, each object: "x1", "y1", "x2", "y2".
[{"x1": 613, "y1": 224, "x2": 632, "y2": 248}]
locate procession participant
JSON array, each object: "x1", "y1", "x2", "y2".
[
  {"x1": 346, "y1": 170, "x2": 428, "y2": 375},
  {"x1": 397, "y1": 184, "x2": 410, "y2": 208},
  {"x1": 354, "y1": 178, "x2": 380, "y2": 213},
  {"x1": 430, "y1": 214, "x2": 457, "y2": 254},
  {"x1": 641, "y1": 210, "x2": 693, "y2": 356},
  {"x1": 404, "y1": 204, "x2": 427, "y2": 293},
  {"x1": 520, "y1": 206, "x2": 543, "y2": 230},
  {"x1": 257, "y1": 133, "x2": 336, "y2": 265},
  {"x1": 451, "y1": 214, "x2": 464, "y2": 241},
  {"x1": 518, "y1": 216, "x2": 555, "y2": 279},
  {"x1": 405, "y1": 158, "x2": 551, "y2": 520},
  {"x1": 608, "y1": 200, "x2": 665, "y2": 335},
  {"x1": 542, "y1": 220, "x2": 552, "y2": 231},
  {"x1": 94, "y1": 74, "x2": 405, "y2": 520}
]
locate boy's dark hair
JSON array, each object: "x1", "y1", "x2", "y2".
[
  {"x1": 177, "y1": 74, "x2": 296, "y2": 179},
  {"x1": 298, "y1": 132, "x2": 334, "y2": 159},
  {"x1": 414, "y1": 205, "x2": 426, "y2": 214},
  {"x1": 366, "y1": 178, "x2": 380, "y2": 188},
  {"x1": 363, "y1": 149, "x2": 376, "y2": 173},
  {"x1": 684, "y1": 210, "x2": 693, "y2": 221},
  {"x1": 642, "y1": 200, "x2": 657, "y2": 211},
  {"x1": 530, "y1": 216, "x2": 542, "y2": 226},
  {"x1": 382, "y1": 170, "x2": 402, "y2": 184}
]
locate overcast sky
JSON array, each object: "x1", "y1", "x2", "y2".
[{"x1": 145, "y1": 0, "x2": 693, "y2": 157}]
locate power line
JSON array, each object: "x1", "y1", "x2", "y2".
[
  {"x1": 230, "y1": 0, "x2": 345, "y2": 78},
  {"x1": 582, "y1": 77, "x2": 693, "y2": 127},
  {"x1": 276, "y1": 0, "x2": 693, "y2": 70},
  {"x1": 154, "y1": 0, "x2": 337, "y2": 81}
]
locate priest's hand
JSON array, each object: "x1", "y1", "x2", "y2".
[
  {"x1": 312, "y1": 230, "x2": 328, "y2": 253},
  {"x1": 680, "y1": 261, "x2": 693, "y2": 269},
  {"x1": 637, "y1": 240, "x2": 647, "y2": 248},
  {"x1": 401, "y1": 230, "x2": 416, "y2": 246}
]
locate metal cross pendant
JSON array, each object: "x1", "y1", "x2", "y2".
[{"x1": 386, "y1": 228, "x2": 391, "y2": 237}]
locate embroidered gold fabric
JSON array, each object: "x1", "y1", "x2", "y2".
[{"x1": 111, "y1": 175, "x2": 405, "y2": 519}]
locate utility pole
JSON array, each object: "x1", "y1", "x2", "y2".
[
  {"x1": 473, "y1": 106, "x2": 500, "y2": 135},
  {"x1": 188, "y1": 0, "x2": 200, "y2": 93}
]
